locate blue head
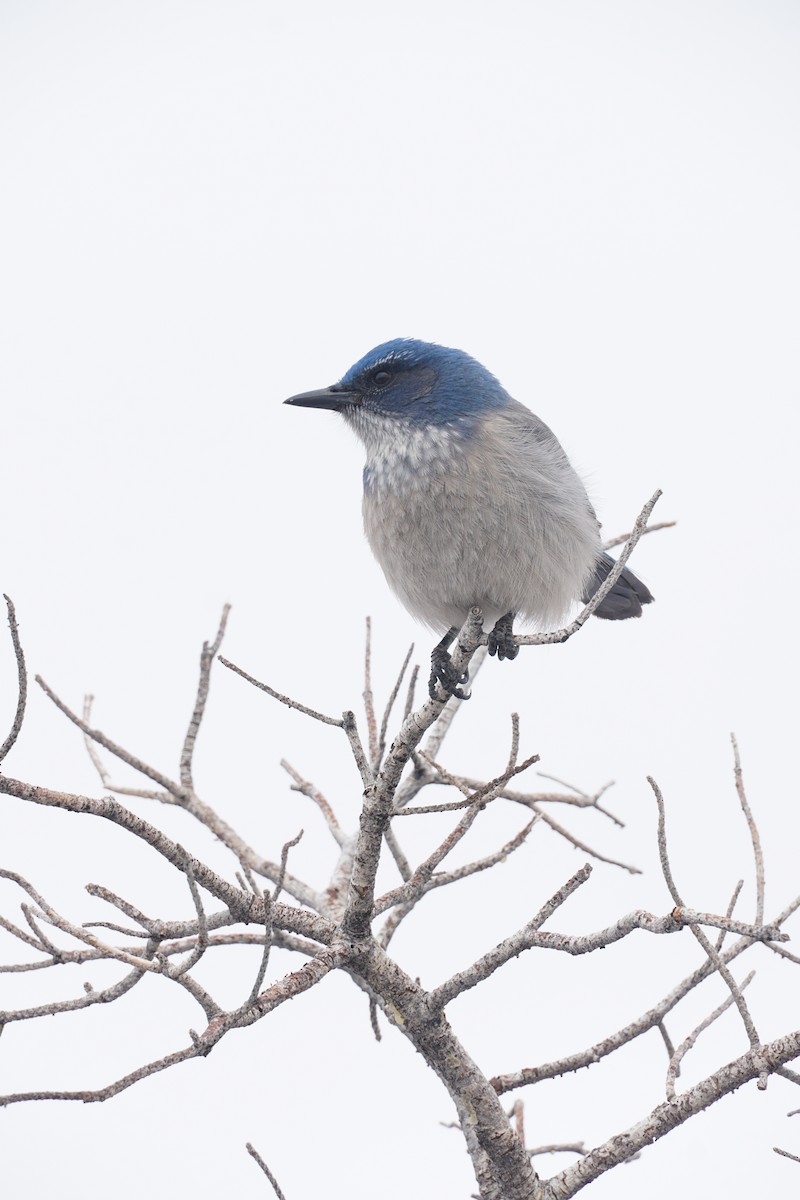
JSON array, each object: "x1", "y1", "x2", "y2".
[{"x1": 285, "y1": 338, "x2": 511, "y2": 429}]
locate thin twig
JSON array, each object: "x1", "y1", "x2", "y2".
[
  {"x1": 247, "y1": 831, "x2": 304, "y2": 1006},
  {"x1": 341, "y1": 710, "x2": 375, "y2": 788},
  {"x1": 420, "y1": 772, "x2": 623, "y2": 826},
  {"x1": 430, "y1": 865, "x2": 593, "y2": 1008},
  {"x1": 392, "y1": 795, "x2": 481, "y2": 817},
  {"x1": 240, "y1": 860, "x2": 263, "y2": 897},
  {"x1": 247, "y1": 894, "x2": 274, "y2": 1007},
  {"x1": 218, "y1": 657, "x2": 343, "y2": 727},
  {"x1": 0, "y1": 913, "x2": 46, "y2": 953},
  {"x1": 649, "y1": 777, "x2": 763, "y2": 1063},
  {"x1": 81, "y1": 697, "x2": 171, "y2": 801},
  {"x1": 510, "y1": 1099, "x2": 525, "y2": 1146},
  {"x1": 382, "y1": 825, "x2": 413, "y2": 881},
  {"x1": 376, "y1": 642, "x2": 414, "y2": 768},
  {"x1": 666, "y1": 972, "x2": 755, "y2": 1099},
  {"x1": 369, "y1": 996, "x2": 382, "y2": 1042},
  {"x1": 378, "y1": 819, "x2": 538, "y2": 951},
  {"x1": 403, "y1": 664, "x2": 419, "y2": 720},
  {"x1": 601, "y1": 519, "x2": 676, "y2": 550},
  {"x1": 45, "y1": 685, "x2": 321, "y2": 908},
  {"x1": 413, "y1": 747, "x2": 541, "y2": 812},
  {"x1": 376, "y1": 751, "x2": 540, "y2": 917},
  {"x1": 774, "y1": 1147, "x2": 800, "y2": 1165},
  {"x1": 1, "y1": 945, "x2": 159, "y2": 1025},
  {"x1": 0, "y1": 924, "x2": 321, "y2": 976},
  {"x1": 731, "y1": 735, "x2": 764, "y2": 928},
  {"x1": 535, "y1": 771, "x2": 622, "y2": 825},
  {"x1": 770, "y1": 944, "x2": 800, "y2": 967},
  {"x1": 363, "y1": 617, "x2": 378, "y2": 766},
  {"x1": 81, "y1": 696, "x2": 169, "y2": 796},
  {"x1": 492, "y1": 893, "x2": 800, "y2": 1094},
  {"x1": 506, "y1": 712, "x2": 520, "y2": 774},
  {"x1": 535, "y1": 807, "x2": 641, "y2": 875},
  {"x1": 273, "y1": 831, "x2": 304, "y2": 902},
  {"x1": 412, "y1": 757, "x2": 637, "y2": 871},
  {"x1": 529, "y1": 1144, "x2": 587, "y2": 1158},
  {"x1": 281, "y1": 759, "x2": 344, "y2": 846},
  {"x1": 20, "y1": 904, "x2": 62, "y2": 958},
  {"x1": 19, "y1": 893, "x2": 159, "y2": 973},
  {"x1": 0, "y1": 948, "x2": 341, "y2": 1108},
  {"x1": 246, "y1": 1143, "x2": 287, "y2": 1200},
  {"x1": 423, "y1": 818, "x2": 538, "y2": 892},
  {"x1": 657, "y1": 1022, "x2": 676, "y2": 1063},
  {"x1": 715, "y1": 880, "x2": 744, "y2": 952},
  {"x1": 37, "y1": 676, "x2": 188, "y2": 801},
  {"x1": 180, "y1": 605, "x2": 230, "y2": 790},
  {"x1": 0, "y1": 595, "x2": 27, "y2": 765},
  {"x1": 174, "y1": 865, "x2": 209, "y2": 977}
]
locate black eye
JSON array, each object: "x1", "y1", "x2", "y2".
[{"x1": 372, "y1": 369, "x2": 392, "y2": 387}]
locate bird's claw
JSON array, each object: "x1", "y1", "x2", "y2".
[
  {"x1": 429, "y1": 648, "x2": 470, "y2": 701},
  {"x1": 487, "y1": 613, "x2": 519, "y2": 661}
]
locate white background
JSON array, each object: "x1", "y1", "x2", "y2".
[{"x1": 1, "y1": 3, "x2": 799, "y2": 1197}]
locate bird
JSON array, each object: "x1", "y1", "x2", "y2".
[{"x1": 285, "y1": 338, "x2": 652, "y2": 699}]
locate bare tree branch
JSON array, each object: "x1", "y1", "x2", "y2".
[
  {"x1": 82, "y1": 695, "x2": 170, "y2": 800},
  {"x1": 534, "y1": 807, "x2": 641, "y2": 875},
  {"x1": 492, "y1": 892, "x2": 800, "y2": 1095},
  {"x1": 376, "y1": 641, "x2": 414, "y2": 768},
  {"x1": 403, "y1": 662, "x2": 419, "y2": 721},
  {"x1": 601, "y1": 519, "x2": 676, "y2": 550},
  {"x1": 650, "y1": 776, "x2": 763, "y2": 1064},
  {"x1": 34, "y1": 680, "x2": 322, "y2": 909},
  {"x1": 715, "y1": 879, "x2": 745, "y2": 952},
  {"x1": 530, "y1": 1145, "x2": 586, "y2": 1159},
  {"x1": 180, "y1": 604, "x2": 230, "y2": 790},
  {"x1": 37, "y1": 675, "x2": 189, "y2": 800},
  {"x1": 218, "y1": 656, "x2": 344, "y2": 727},
  {"x1": 375, "y1": 748, "x2": 540, "y2": 919},
  {"x1": 422, "y1": 817, "x2": 538, "y2": 892},
  {"x1": 774, "y1": 1147, "x2": 800, "y2": 1165},
  {"x1": 430, "y1": 865, "x2": 593, "y2": 1009},
  {"x1": 173, "y1": 865, "x2": 209, "y2": 978},
  {"x1": 3, "y1": 598, "x2": 798, "y2": 1200},
  {"x1": 414, "y1": 759, "x2": 637, "y2": 870},
  {"x1": 510, "y1": 1098, "x2": 525, "y2": 1146},
  {"x1": 666, "y1": 971, "x2": 756, "y2": 1099},
  {"x1": 0, "y1": 944, "x2": 343, "y2": 1109},
  {"x1": 341, "y1": 709, "x2": 374, "y2": 789},
  {"x1": 0, "y1": 777, "x2": 331, "y2": 942},
  {"x1": 0, "y1": 594, "x2": 27, "y2": 766},
  {"x1": 534, "y1": 772, "x2": 622, "y2": 825},
  {"x1": 340, "y1": 610, "x2": 486, "y2": 940},
  {"x1": 246, "y1": 1142, "x2": 288, "y2": 1199},
  {"x1": 281, "y1": 759, "x2": 344, "y2": 846},
  {"x1": 549, "y1": 1032, "x2": 800, "y2": 1198},
  {"x1": 362, "y1": 616, "x2": 378, "y2": 765},
  {"x1": 731, "y1": 733, "x2": 765, "y2": 927}
]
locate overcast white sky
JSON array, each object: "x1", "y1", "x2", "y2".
[{"x1": 1, "y1": 3, "x2": 799, "y2": 1197}]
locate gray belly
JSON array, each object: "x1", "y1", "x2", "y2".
[{"x1": 362, "y1": 479, "x2": 598, "y2": 632}]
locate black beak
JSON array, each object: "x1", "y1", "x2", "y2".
[{"x1": 284, "y1": 386, "x2": 358, "y2": 412}]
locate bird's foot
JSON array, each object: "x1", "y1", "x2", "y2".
[
  {"x1": 487, "y1": 612, "x2": 519, "y2": 661},
  {"x1": 429, "y1": 628, "x2": 470, "y2": 700}
]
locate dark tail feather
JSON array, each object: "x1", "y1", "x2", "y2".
[{"x1": 582, "y1": 552, "x2": 654, "y2": 620}]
